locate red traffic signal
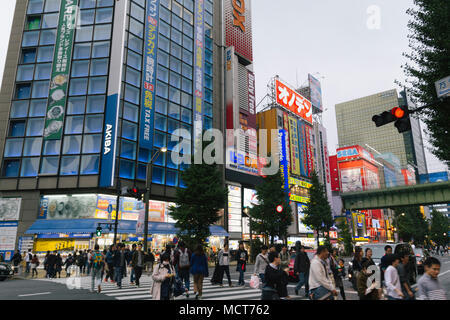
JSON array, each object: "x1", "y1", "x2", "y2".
[
  {"x1": 391, "y1": 107, "x2": 405, "y2": 119},
  {"x1": 276, "y1": 205, "x2": 283, "y2": 213}
]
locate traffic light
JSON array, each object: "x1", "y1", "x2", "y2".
[
  {"x1": 276, "y1": 205, "x2": 283, "y2": 213},
  {"x1": 372, "y1": 106, "x2": 411, "y2": 133},
  {"x1": 96, "y1": 226, "x2": 102, "y2": 237},
  {"x1": 123, "y1": 186, "x2": 144, "y2": 200},
  {"x1": 372, "y1": 110, "x2": 397, "y2": 127}
]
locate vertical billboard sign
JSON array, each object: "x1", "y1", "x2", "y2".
[
  {"x1": 278, "y1": 129, "x2": 290, "y2": 203},
  {"x1": 282, "y1": 112, "x2": 291, "y2": 172},
  {"x1": 305, "y1": 124, "x2": 314, "y2": 177},
  {"x1": 44, "y1": 0, "x2": 79, "y2": 140},
  {"x1": 140, "y1": 0, "x2": 160, "y2": 150},
  {"x1": 228, "y1": 185, "x2": 242, "y2": 233},
  {"x1": 288, "y1": 116, "x2": 300, "y2": 176},
  {"x1": 297, "y1": 120, "x2": 308, "y2": 177},
  {"x1": 193, "y1": 0, "x2": 205, "y2": 155},
  {"x1": 224, "y1": 0, "x2": 253, "y2": 63},
  {"x1": 308, "y1": 74, "x2": 323, "y2": 112},
  {"x1": 225, "y1": 47, "x2": 235, "y2": 130},
  {"x1": 247, "y1": 71, "x2": 256, "y2": 128},
  {"x1": 100, "y1": 0, "x2": 128, "y2": 187}
]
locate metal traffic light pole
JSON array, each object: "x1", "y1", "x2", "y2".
[{"x1": 113, "y1": 179, "x2": 121, "y2": 245}]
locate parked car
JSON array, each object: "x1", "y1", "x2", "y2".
[
  {"x1": 288, "y1": 250, "x2": 315, "y2": 282},
  {"x1": 0, "y1": 262, "x2": 14, "y2": 281},
  {"x1": 414, "y1": 247, "x2": 429, "y2": 275}
]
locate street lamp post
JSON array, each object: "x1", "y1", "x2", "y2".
[{"x1": 143, "y1": 147, "x2": 167, "y2": 252}]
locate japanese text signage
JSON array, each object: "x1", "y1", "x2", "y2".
[
  {"x1": 435, "y1": 75, "x2": 450, "y2": 98},
  {"x1": 275, "y1": 79, "x2": 312, "y2": 124},
  {"x1": 193, "y1": 0, "x2": 205, "y2": 150},
  {"x1": 224, "y1": 0, "x2": 253, "y2": 62},
  {"x1": 44, "y1": 0, "x2": 78, "y2": 140},
  {"x1": 140, "y1": 0, "x2": 160, "y2": 150},
  {"x1": 288, "y1": 116, "x2": 301, "y2": 176}
]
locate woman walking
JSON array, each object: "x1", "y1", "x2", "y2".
[
  {"x1": 190, "y1": 244, "x2": 209, "y2": 300},
  {"x1": 151, "y1": 253, "x2": 175, "y2": 300},
  {"x1": 31, "y1": 255, "x2": 39, "y2": 278}
]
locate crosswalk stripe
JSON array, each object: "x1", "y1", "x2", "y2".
[{"x1": 203, "y1": 292, "x2": 261, "y2": 300}]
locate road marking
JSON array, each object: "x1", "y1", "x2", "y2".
[{"x1": 18, "y1": 292, "x2": 51, "y2": 297}]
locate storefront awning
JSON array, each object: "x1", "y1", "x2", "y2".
[
  {"x1": 25, "y1": 219, "x2": 135, "y2": 235},
  {"x1": 146, "y1": 222, "x2": 228, "y2": 237}
]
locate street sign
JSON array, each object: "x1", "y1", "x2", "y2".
[
  {"x1": 435, "y1": 76, "x2": 450, "y2": 98},
  {"x1": 107, "y1": 204, "x2": 113, "y2": 214}
]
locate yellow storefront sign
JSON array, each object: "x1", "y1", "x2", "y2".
[
  {"x1": 288, "y1": 177, "x2": 312, "y2": 189},
  {"x1": 34, "y1": 239, "x2": 75, "y2": 252},
  {"x1": 289, "y1": 194, "x2": 310, "y2": 203}
]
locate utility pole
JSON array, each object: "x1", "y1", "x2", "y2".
[{"x1": 113, "y1": 179, "x2": 121, "y2": 245}]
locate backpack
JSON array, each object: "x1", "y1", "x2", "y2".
[
  {"x1": 76, "y1": 255, "x2": 84, "y2": 266},
  {"x1": 92, "y1": 252, "x2": 104, "y2": 270},
  {"x1": 179, "y1": 249, "x2": 190, "y2": 268}
]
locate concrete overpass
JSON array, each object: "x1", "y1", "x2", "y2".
[{"x1": 341, "y1": 181, "x2": 450, "y2": 210}]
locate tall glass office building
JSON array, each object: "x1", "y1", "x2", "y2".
[{"x1": 0, "y1": 0, "x2": 225, "y2": 259}]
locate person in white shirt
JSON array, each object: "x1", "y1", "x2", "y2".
[
  {"x1": 253, "y1": 245, "x2": 269, "y2": 286},
  {"x1": 309, "y1": 246, "x2": 337, "y2": 300},
  {"x1": 217, "y1": 244, "x2": 233, "y2": 287},
  {"x1": 384, "y1": 254, "x2": 404, "y2": 300}
]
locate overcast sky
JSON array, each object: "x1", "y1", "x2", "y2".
[{"x1": 0, "y1": 0, "x2": 446, "y2": 172}]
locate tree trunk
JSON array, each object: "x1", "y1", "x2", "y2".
[{"x1": 316, "y1": 232, "x2": 320, "y2": 248}]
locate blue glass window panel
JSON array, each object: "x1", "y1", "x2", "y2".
[
  {"x1": 182, "y1": 63, "x2": 192, "y2": 79},
  {"x1": 156, "y1": 81, "x2": 168, "y2": 98},
  {"x1": 88, "y1": 77, "x2": 107, "y2": 94},
  {"x1": 17, "y1": 65, "x2": 34, "y2": 81},
  {"x1": 155, "y1": 96, "x2": 167, "y2": 115},
  {"x1": 20, "y1": 158, "x2": 39, "y2": 177},
  {"x1": 205, "y1": 49, "x2": 213, "y2": 64},
  {"x1": 28, "y1": 0, "x2": 44, "y2": 14},
  {"x1": 72, "y1": 60, "x2": 89, "y2": 77},
  {"x1": 181, "y1": 92, "x2": 192, "y2": 109},
  {"x1": 158, "y1": 50, "x2": 169, "y2": 68},
  {"x1": 184, "y1": 0, "x2": 193, "y2": 12},
  {"x1": 138, "y1": 148, "x2": 150, "y2": 162},
  {"x1": 2, "y1": 160, "x2": 20, "y2": 177},
  {"x1": 181, "y1": 107, "x2": 191, "y2": 124},
  {"x1": 161, "y1": 0, "x2": 171, "y2": 9},
  {"x1": 166, "y1": 170, "x2": 178, "y2": 186},
  {"x1": 68, "y1": 96, "x2": 87, "y2": 115},
  {"x1": 183, "y1": 21, "x2": 193, "y2": 37},
  {"x1": 152, "y1": 149, "x2": 165, "y2": 166},
  {"x1": 168, "y1": 103, "x2": 180, "y2": 119},
  {"x1": 76, "y1": 26, "x2": 93, "y2": 42},
  {"x1": 183, "y1": 8, "x2": 193, "y2": 24},
  {"x1": 86, "y1": 95, "x2": 105, "y2": 113},
  {"x1": 65, "y1": 116, "x2": 84, "y2": 134},
  {"x1": 205, "y1": 89, "x2": 212, "y2": 103},
  {"x1": 154, "y1": 131, "x2": 166, "y2": 148},
  {"x1": 10, "y1": 101, "x2": 29, "y2": 118},
  {"x1": 152, "y1": 166, "x2": 164, "y2": 184},
  {"x1": 123, "y1": 102, "x2": 138, "y2": 122},
  {"x1": 80, "y1": 9, "x2": 95, "y2": 25},
  {"x1": 9, "y1": 121, "x2": 25, "y2": 136},
  {"x1": 205, "y1": 25, "x2": 212, "y2": 38},
  {"x1": 205, "y1": 75, "x2": 212, "y2": 90},
  {"x1": 204, "y1": 102, "x2": 212, "y2": 117},
  {"x1": 205, "y1": 0, "x2": 213, "y2": 13},
  {"x1": 157, "y1": 65, "x2": 169, "y2": 83},
  {"x1": 182, "y1": 49, "x2": 192, "y2": 64},
  {"x1": 130, "y1": 2, "x2": 144, "y2": 20},
  {"x1": 170, "y1": 57, "x2": 181, "y2": 73},
  {"x1": 16, "y1": 84, "x2": 31, "y2": 99},
  {"x1": 26, "y1": 118, "x2": 44, "y2": 136},
  {"x1": 183, "y1": 35, "x2": 193, "y2": 52},
  {"x1": 121, "y1": 121, "x2": 137, "y2": 140},
  {"x1": 92, "y1": 41, "x2": 110, "y2": 58},
  {"x1": 85, "y1": 115, "x2": 103, "y2": 133},
  {"x1": 124, "y1": 84, "x2": 140, "y2": 104},
  {"x1": 80, "y1": 155, "x2": 99, "y2": 174},
  {"x1": 179, "y1": 175, "x2": 186, "y2": 188},
  {"x1": 22, "y1": 49, "x2": 36, "y2": 64},
  {"x1": 128, "y1": 34, "x2": 143, "y2": 53},
  {"x1": 43, "y1": 13, "x2": 58, "y2": 28},
  {"x1": 168, "y1": 87, "x2": 180, "y2": 104},
  {"x1": 43, "y1": 140, "x2": 60, "y2": 155},
  {"x1": 167, "y1": 118, "x2": 179, "y2": 134},
  {"x1": 172, "y1": 14, "x2": 182, "y2": 30},
  {"x1": 82, "y1": 134, "x2": 101, "y2": 153},
  {"x1": 205, "y1": 12, "x2": 212, "y2": 26},
  {"x1": 22, "y1": 31, "x2": 39, "y2": 47},
  {"x1": 127, "y1": 50, "x2": 142, "y2": 70},
  {"x1": 170, "y1": 72, "x2": 181, "y2": 89},
  {"x1": 166, "y1": 152, "x2": 178, "y2": 169},
  {"x1": 121, "y1": 140, "x2": 136, "y2": 160},
  {"x1": 171, "y1": 28, "x2": 182, "y2": 45},
  {"x1": 159, "y1": 35, "x2": 170, "y2": 53},
  {"x1": 171, "y1": 43, "x2": 182, "y2": 59},
  {"x1": 23, "y1": 137, "x2": 42, "y2": 156},
  {"x1": 204, "y1": 117, "x2": 212, "y2": 130},
  {"x1": 63, "y1": 135, "x2": 82, "y2": 154},
  {"x1": 172, "y1": 2, "x2": 182, "y2": 16},
  {"x1": 40, "y1": 29, "x2": 57, "y2": 45},
  {"x1": 205, "y1": 62, "x2": 212, "y2": 76},
  {"x1": 90, "y1": 59, "x2": 108, "y2": 76},
  {"x1": 73, "y1": 43, "x2": 91, "y2": 59},
  {"x1": 137, "y1": 164, "x2": 146, "y2": 180},
  {"x1": 182, "y1": 78, "x2": 192, "y2": 94},
  {"x1": 205, "y1": 36, "x2": 213, "y2": 51},
  {"x1": 4, "y1": 139, "x2": 23, "y2": 157},
  {"x1": 160, "y1": 6, "x2": 170, "y2": 22},
  {"x1": 180, "y1": 123, "x2": 191, "y2": 137},
  {"x1": 80, "y1": 0, "x2": 96, "y2": 9},
  {"x1": 119, "y1": 160, "x2": 135, "y2": 179},
  {"x1": 94, "y1": 24, "x2": 112, "y2": 41},
  {"x1": 160, "y1": 20, "x2": 170, "y2": 38},
  {"x1": 97, "y1": 0, "x2": 114, "y2": 7},
  {"x1": 96, "y1": 7, "x2": 113, "y2": 23},
  {"x1": 154, "y1": 114, "x2": 167, "y2": 131},
  {"x1": 44, "y1": 0, "x2": 61, "y2": 12},
  {"x1": 70, "y1": 78, "x2": 88, "y2": 96},
  {"x1": 29, "y1": 99, "x2": 47, "y2": 117},
  {"x1": 32, "y1": 81, "x2": 49, "y2": 98},
  {"x1": 60, "y1": 156, "x2": 80, "y2": 175},
  {"x1": 129, "y1": 18, "x2": 143, "y2": 38}
]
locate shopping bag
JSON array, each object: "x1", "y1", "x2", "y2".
[{"x1": 250, "y1": 275, "x2": 260, "y2": 289}]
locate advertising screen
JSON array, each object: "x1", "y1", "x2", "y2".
[
  {"x1": 297, "y1": 204, "x2": 313, "y2": 234},
  {"x1": 0, "y1": 198, "x2": 21, "y2": 221},
  {"x1": 364, "y1": 169, "x2": 380, "y2": 190},
  {"x1": 308, "y1": 74, "x2": 323, "y2": 112},
  {"x1": 275, "y1": 79, "x2": 312, "y2": 124},
  {"x1": 228, "y1": 185, "x2": 242, "y2": 233},
  {"x1": 341, "y1": 168, "x2": 363, "y2": 192},
  {"x1": 244, "y1": 188, "x2": 259, "y2": 208},
  {"x1": 0, "y1": 221, "x2": 18, "y2": 262}
]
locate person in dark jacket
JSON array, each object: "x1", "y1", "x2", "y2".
[
  {"x1": 113, "y1": 243, "x2": 126, "y2": 289},
  {"x1": 12, "y1": 250, "x2": 22, "y2": 274},
  {"x1": 350, "y1": 247, "x2": 363, "y2": 290},
  {"x1": 379, "y1": 245, "x2": 392, "y2": 283},
  {"x1": 104, "y1": 245, "x2": 115, "y2": 282},
  {"x1": 357, "y1": 260, "x2": 380, "y2": 300},
  {"x1": 64, "y1": 253, "x2": 74, "y2": 277},
  {"x1": 235, "y1": 242, "x2": 248, "y2": 286},
  {"x1": 262, "y1": 251, "x2": 290, "y2": 300},
  {"x1": 174, "y1": 241, "x2": 192, "y2": 298},
  {"x1": 330, "y1": 249, "x2": 346, "y2": 300},
  {"x1": 46, "y1": 251, "x2": 57, "y2": 278},
  {"x1": 294, "y1": 245, "x2": 310, "y2": 297},
  {"x1": 55, "y1": 253, "x2": 63, "y2": 278},
  {"x1": 190, "y1": 244, "x2": 209, "y2": 300},
  {"x1": 131, "y1": 243, "x2": 145, "y2": 287}
]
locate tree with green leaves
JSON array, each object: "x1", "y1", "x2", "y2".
[
  {"x1": 302, "y1": 171, "x2": 333, "y2": 247},
  {"x1": 168, "y1": 137, "x2": 228, "y2": 250},
  {"x1": 400, "y1": 0, "x2": 450, "y2": 166},
  {"x1": 337, "y1": 220, "x2": 354, "y2": 256},
  {"x1": 249, "y1": 167, "x2": 292, "y2": 245},
  {"x1": 394, "y1": 206, "x2": 429, "y2": 245},
  {"x1": 430, "y1": 210, "x2": 449, "y2": 247}
]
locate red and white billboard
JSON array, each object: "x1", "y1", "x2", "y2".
[
  {"x1": 224, "y1": 0, "x2": 253, "y2": 63},
  {"x1": 275, "y1": 79, "x2": 312, "y2": 124}
]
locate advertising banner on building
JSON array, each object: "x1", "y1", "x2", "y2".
[
  {"x1": 305, "y1": 124, "x2": 314, "y2": 176},
  {"x1": 0, "y1": 198, "x2": 21, "y2": 221},
  {"x1": 139, "y1": 0, "x2": 160, "y2": 150},
  {"x1": 275, "y1": 79, "x2": 312, "y2": 124},
  {"x1": 243, "y1": 188, "x2": 258, "y2": 208},
  {"x1": 224, "y1": 0, "x2": 253, "y2": 63},
  {"x1": 297, "y1": 204, "x2": 313, "y2": 234},
  {"x1": 0, "y1": 221, "x2": 18, "y2": 262},
  {"x1": 282, "y1": 112, "x2": 291, "y2": 170},
  {"x1": 100, "y1": 0, "x2": 128, "y2": 187},
  {"x1": 228, "y1": 185, "x2": 242, "y2": 233},
  {"x1": 288, "y1": 116, "x2": 301, "y2": 176},
  {"x1": 193, "y1": 0, "x2": 205, "y2": 154},
  {"x1": 18, "y1": 236, "x2": 34, "y2": 253},
  {"x1": 248, "y1": 71, "x2": 256, "y2": 128},
  {"x1": 278, "y1": 130, "x2": 290, "y2": 199},
  {"x1": 297, "y1": 120, "x2": 308, "y2": 177},
  {"x1": 364, "y1": 168, "x2": 380, "y2": 190},
  {"x1": 308, "y1": 74, "x2": 323, "y2": 112},
  {"x1": 39, "y1": 194, "x2": 99, "y2": 220},
  {"x1": 43, "y1": 0, "x2": 79, "y2": 140},
  {"x1": 341, "y1": 168, "x2": 363, "y2": 192},
  {"x1": 383, "y1": 166, "x2": 397, "y2": 187}
]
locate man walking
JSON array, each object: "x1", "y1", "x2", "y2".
[
  {"x1": 129, "y1": 244, "x2": 137, "y2": 285},
  {"x1": 384, "y1": 254, "x2": 404, "y2": 300},
  {"x1": 308, "y1": 246, "x2": 337, "y2": 300},
  {"x1": 174, "y1": 241, "x2": 192, "y2": 298},
  {"x1": 131, "y1": 243, "x2": 145, "y2": 287},
  {"x1": 280, "y1": 245, "x2": 290, "y2": 271},
  {"x1": 25, "y1": 249, "x2": 32, "y2": 274},
  {"x1": 417, "y1": 257, "x2": 447, "y2": 300},
  {"x1": 253, "y1": 245, "x2": 269, "y2": 286},
  {"x1": 90, "y1": 244, "x2": 104, "y2": 293},
  {"x1": 397, "y1": 252, "x2": 414, "y2": 300},
  {"x1": 294, "y1": 245, "x2": 311, "y2": 297},
  {"x1": 217, "y1": 244, "x2": 233, "y2": 287},
  {"x1": 113, "y1": 243, "x2": 126, "y2": 289}
]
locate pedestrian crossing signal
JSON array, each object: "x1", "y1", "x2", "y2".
[{"x1": 96, "y1": 227, "x2": 102, "y2": 237}]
